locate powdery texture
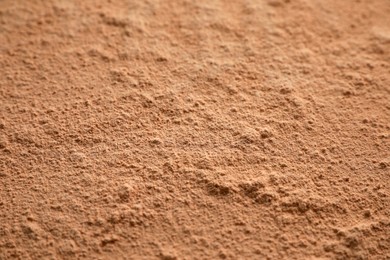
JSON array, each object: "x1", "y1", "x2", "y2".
[{"x1": 0, "y1": 0, "x2": 389, "y2": 259}]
